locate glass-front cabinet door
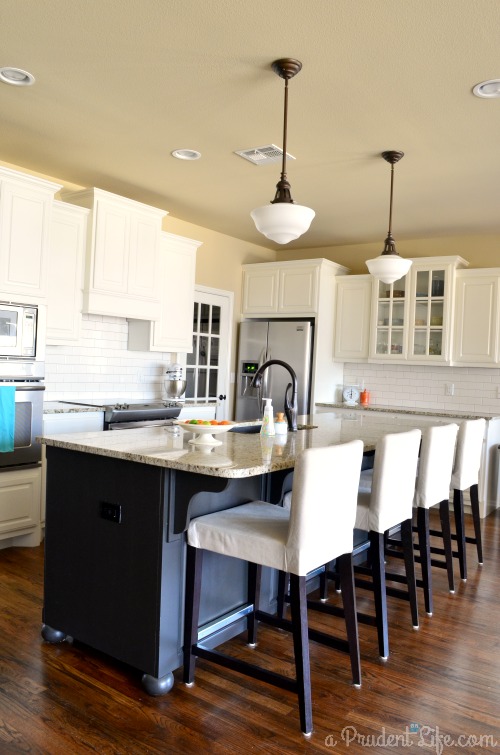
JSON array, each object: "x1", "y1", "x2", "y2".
[
  {"x1": 407, "y1": 257, "x2": 468, "y2": 363},
  {"x1": 369, "y1": 256, "x2": 468, "y2": 363},
  {"x1": 371, "y1": 278, "x2": 408, "y2": 360},
  {"x1": 411, "y1": 268, "x2": 445, "y2": 358}
]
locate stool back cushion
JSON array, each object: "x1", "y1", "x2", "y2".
[
  {"x1": 286, "y1": 439, "x2": 363, "y2": 575},
  {"x1": 451, "y1": 418, "x2": 486, "y2": 491},
  {"x1": 367, "y1": 428, "x2": 421, "y2": 533},
  {"x1": 414, "y1": 423, "x2": 459, "y2": 509}
]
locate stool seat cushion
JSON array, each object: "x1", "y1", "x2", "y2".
[{"x1": 188, "y1": 501, "x2": 290, "y2": 572}]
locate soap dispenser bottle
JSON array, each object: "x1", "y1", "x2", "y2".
[{"x1": 260, "y1": 398, "x2": 275, "y2": 436}]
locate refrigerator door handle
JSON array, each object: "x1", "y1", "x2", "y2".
[
  {"x1": 257, "y1": 347, "x2": 267, "y2": 414},
  {"x1": 264, "y1": 346, "x2": 272, "y2": 402}
]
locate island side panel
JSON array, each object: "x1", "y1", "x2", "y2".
[{"x1": 43, "y1": 447, "x2": 166, "y2": 676}]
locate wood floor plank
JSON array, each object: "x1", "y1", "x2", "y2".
[{"x1": 0, "y1": 509, "x2": 500, "y2": 752}]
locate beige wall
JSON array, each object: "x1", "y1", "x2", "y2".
[{"x1": 277, "y1": 234, "x2": 500, "y2": 273}]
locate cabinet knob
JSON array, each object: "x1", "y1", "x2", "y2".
[{"x1": 218, "y1": 394, "x2": 227, "y2": 401}]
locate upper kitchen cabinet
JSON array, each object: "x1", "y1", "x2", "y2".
[
  {"x1": 242, "y1": 258, "x2": 348, "y2": 317},
  {"x1": 128, "y1": 231, "x2": 202, "y2": 353},
  {"x1": 61, "y1": 188, "x2": 166, "y2": 320},
  {"x1": 369, "y1": 256, "x2": 468, "y2": 364},
  {"x1": 453, "y1": 269, "x2": 500, "y2": 366},
  {"x1": 46, "y1": 201, "x2": 89, "y2": 345},
  {"x1": 0, "y1": 166, "x2": 61, "y2": 303},
  {"x1": 334, "y1": 275, "x2": 372, "y2": 360}
]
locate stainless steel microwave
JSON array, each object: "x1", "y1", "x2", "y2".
[{"x1": 0, "y1": 302, "x2": 44, "y2": 360}]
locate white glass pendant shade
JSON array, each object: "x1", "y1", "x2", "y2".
[
  {"x1": 366, "y1": 254, "x2": 412, "y2": 285},
  {"x1": 251, "y1": 202, "x2": 315, "y2": 244}
]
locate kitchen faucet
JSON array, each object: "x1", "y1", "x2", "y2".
[{"x1": 250, "y1": 359, "x2": 298, "y2": 432}]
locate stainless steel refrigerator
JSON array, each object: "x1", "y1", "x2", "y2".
[{"x1": 235, "y1": 319, "x2": 313, "y2": 421}]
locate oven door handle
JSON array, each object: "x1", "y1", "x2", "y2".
[{"x1": 108, "y1": 419, "x2": 174, "y2": 430}]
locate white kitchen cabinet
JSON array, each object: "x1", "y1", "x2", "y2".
[
  {"x1": 452, "y1": 269, "x2": 500, "y2": 366},
  {"x1": 241, "y1": 258, "x2": 349, "y2": 405},
  {"x1": 127, "y1": 231, "x2": 202, "y2": 353},
  {"x1": 369, "y1": 256, "x2": 468, "y2": 364},
  {"x1": 61, "y1": 188, "x2": 166, "y2": 320},
  {"x1": 46, "y1": 201, "x2": 89, "y2": 345},
  {"x1": 0, "y1": 466, "x2": 42, "y2": 546},
  {"x1": 334, "y1": 275, "x2": 372, "y2": 360},
  {"x1": 0, "y1": 166, "x2": 61, "y2": 303},
  {"x1": 242, "y1": 259, "x2": 347, "y2": 316}
]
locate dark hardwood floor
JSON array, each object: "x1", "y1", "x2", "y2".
[{"x1": 1, "y1": 509, "x2": 500, "y2": 753}]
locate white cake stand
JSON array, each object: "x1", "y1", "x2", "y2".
[{"x1": 175, "y1": 421, "x2": 237, "y2": 446}]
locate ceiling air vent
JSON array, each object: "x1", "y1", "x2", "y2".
[{"x1": 234, "y1": 144, "x2": 295, "y2": 166}]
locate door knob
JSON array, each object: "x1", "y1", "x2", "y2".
[{"x1": 218, "y1": 394, "x2": 227, "y2": 400}]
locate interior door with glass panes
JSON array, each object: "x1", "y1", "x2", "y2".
[
  {"x1": 185, "y1": 287, "x2": 231, "y2": 420},
  {"x1": 371, "y1": 278, "x2": 408, "y2": 359},
  {"x1": 409, "y1": 268, "x2": 446, "y2": 360}
]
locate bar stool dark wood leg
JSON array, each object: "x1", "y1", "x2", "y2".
[
  {"x1": 416, "y1": 507, "x2": 433, "y2": 616},
  {"x1": 183, "y1": 544, "x2": 203, "y2": 685},
  {"x1": 336, "y1": 552, "x2": 361, "y2": 687},
  {"x1": 288, "y1": 574, "x2": 313, "y2": 736},
  {"x1": 369, "y1": 531, "x2": 389, "y2": 660},
  {"x1": 439, "y1": 499, "x2": 455, "y2": 593},
  {"x1": 401, "y1": 518, "x2": 419, "y2": 628},
  {"x1": 470, "y1": 483, "x2": 483, "y2": 564},
  {"x1": 276, "y1": 570, "x2": 287, "y2": 619},
  {"x1": 453, "y1": 489, "x2": 467, "y2": 581},
  {"x1": 247, "y1": 563, "x2": 262, "y2": 646}
]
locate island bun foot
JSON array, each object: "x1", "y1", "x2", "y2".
[
  {"x1": 141, "y1": 672, "x2": 174, "y2": 696},
  {"x1": 41, "y1": 624, "x2": 69, "y2": 643}
]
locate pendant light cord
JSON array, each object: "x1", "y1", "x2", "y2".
[
  {"x1": 387, "y1": 162, "x2": 395, "y2": 237},
  {"x1": 271, "y1": 72, "x2": 294, "y2": 204},
  {"x1": 281, "y1": 78, "x2": 289, "y2": 183}
]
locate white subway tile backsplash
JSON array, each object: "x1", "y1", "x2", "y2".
[
  {"x1": 344, "y1": 361, "x2": 500, "y2": 415},
  {"x1": 44, "y1": 314, "x2": 174, "y2": 402}
]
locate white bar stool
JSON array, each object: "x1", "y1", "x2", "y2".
[
  {"x1": 396, "y1": 422, "x2": 459, "y2": 616},
  {"x1": 351, "y1": 429, "x2": 421, "y2": 660},
  {"x1": 448, "y1": 418, "x2": 485, "y2": 580},
  {"x1": 183, "y1": 439, "x2": 364, "y2": 737}
]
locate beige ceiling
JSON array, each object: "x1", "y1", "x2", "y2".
[{"x1": 2, "y1": 0, "x2": 500, "y2": 252}]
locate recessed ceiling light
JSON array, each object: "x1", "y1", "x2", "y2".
[
  {"x1": 472, "y1": 79, "x2": 500, "y2": 98},
  {"x1": 171, "y1": 149, "x2": 201, "y2": 161},
  {"x1": 0, "y1": 67, "x2": 35, "y2": 86}
]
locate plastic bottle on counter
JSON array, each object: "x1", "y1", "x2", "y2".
[
  {"x1": 274, "y1": 411, "x2": 288, "y2": 441},
  {"x1": 360, "y1": 389, "x2": 370, "y2": 406},
  {"x1": 260, "y1": 398, "x2": 275, "y2": 436}
]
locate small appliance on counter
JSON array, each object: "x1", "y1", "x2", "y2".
[{"x1": 162, "y1": 363, "x2": 187, "y2": 402}]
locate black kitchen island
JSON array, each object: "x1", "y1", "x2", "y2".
[{"x1": 40, "y1": 411, "x2": 450, "y2": 694}]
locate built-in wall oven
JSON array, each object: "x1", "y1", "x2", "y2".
[
  {"x1": 0, "y1": 302, "x2": 46, "y2": 470},
  {"x1": 0, "y1": 383, "x2": 45, "y2": 469}
]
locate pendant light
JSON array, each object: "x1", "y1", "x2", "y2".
[
  {"x1": 251, "y1": 58, "x2": 315, "y2": 245},
  {"x1": 366, "y1": 151, "x2": 412, "y2": 285}
]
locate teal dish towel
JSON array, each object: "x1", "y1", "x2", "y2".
[{"x1": 0, "y1": 386, "x2": 15, "y2": 452}]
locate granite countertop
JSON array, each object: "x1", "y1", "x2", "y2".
[
  {"x1": 43, "y1": 402, "x2": 105, "y2": 414},
  {"x1": 315, "y1": 402, "x2": 500, "y2": 421},
  {"x1": 40, "y1": 410, "x2": 456, "y2": 479},
  {"x1": 43, "y1": 399, "x2": 217, "y2": 414}
]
